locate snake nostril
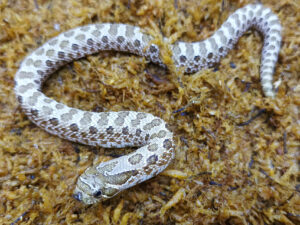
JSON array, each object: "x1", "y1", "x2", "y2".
[{"x1": 73, "y1": 192, "x2": 82, "y2": 201}]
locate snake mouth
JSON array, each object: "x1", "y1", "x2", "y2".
[
  {"x1": 73, "y1": 192, "x2": 83, "y2": 202},
  {"x1": 73, "y1": 185, "x2": 103, "y2": 205}
]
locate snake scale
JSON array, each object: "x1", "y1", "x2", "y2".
[{"x1": 14, "y1": 4, "x2": 281, "y2": 204}]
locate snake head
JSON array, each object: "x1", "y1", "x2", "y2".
[{"x1": 73, "y1": 166, "x2": 120, "y2": 205}]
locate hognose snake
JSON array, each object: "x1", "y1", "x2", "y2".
[{"x1": 14, "y1": 4, "x2": 282, "y2": 204}]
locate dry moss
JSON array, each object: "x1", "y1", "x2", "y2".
[{"x1": 0, "y1": 0, "x2": 299, "y2": 224}]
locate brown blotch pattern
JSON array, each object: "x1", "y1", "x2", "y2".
[
  {"x1": 97, "y1": 112, "x2": 109, "y2": 126},
  {"x1": 42, "y1": 106, "x2": 53, "y2": 115},
  {"x1": 72, "y1": 44, "x2": 79, "y2": 50},
  {"x1": 25, "y1": 58, "x2": 34, "y2": 66},
  {"x1": 64, "y1": 30, "x2": 74, "y2": 37},
  {"x1": 35, "y1": 48, "x2": 44, "y2": 55},
  {"x1": 143, "y1": 166, "x2": 154, "y2": 175},
  {"x1": 180, "y1": 55, "x2": 187, "y2": 63},
  {"x1": 80, "y1": 112, "x2": 92, "y2": 126},
  {"x1": 28, "y1": 91, "x2": 42, "y2": 106},
  {"x1": 17, "y1": 96, "x2": 23, "y2": 104},
  {"x1": 135, "y1": 128, "x2": 142, "y2": 137},
  {"x1": 102, "y1": 36, "x2": 108, "y2": 43},
  {"x1": 17, "y1": 71, "x2": 35, "y2": 79},
  {"x1": 117, "y1": 36, "x2": 125, "y2": 43},
  {"x1": 58, "y1": 51, "x2": 65, "y2": 59},
  {"x1": 87, "y1": 38, "x2": 94, "y2": 46},
  {"x1": 61, "y1": 108, "x2": 78, "y2": 121},
  {"x1": 33, "y1": 60, "x2": 42, "y2": 68},
  {"x1": 106, "y1": 126, "x2": 114, "y2": 134},
  {"x1": 30, "y1": 109, "x2": 39, "y2": 117},
  {"x1": 125, "y1": 25, "x2": 135, "y2": 38},
  {"x1": 157, "y1": 130, "x2": 167, "y2": 138},
  {"x1": 163, "y1": 139, "x2": 173, "y2": 150},
  {"x1": 137, "y1": 112, "x2": 147, "y2": 120},
  {"x1": 92, "y1": 30, "x2": 101, "y2": 37},
  {"x1": 55, "y1": 103, "x2": 64, "y2": 109},
  {"x1": 97, "y1": 161, "x2": 118, "y2": 174},
  {"x1": 172, "y1": 43, "x2": 181, "y2": 55},
  {"x1": 46, "y1": 60, "x2": 53, "y2": 67},
  {"x1": 37, "y1": 70, "x2": 44, "y2": 76},
  {"x1": 114, "y1": 111, "x2": 129, "y2": 126},
  {"x1": 145, "y1": 134, "x2": 150, "y2": 142},
  {"x1": 194, "y1": 55, "x2": 200, "y2": 62},
  {"x1": 128, "y1": 153, "x2": 143, "y2": 165},
  {"x1": 147, "y1": 154, "x2": 158, "y2": 165},
  {"x1": 150, "y1": 133, "x2": 157, "y2": 139},
  {"x1": 46, "y1": 49, "x2": 55, "y2": 57},
  {"x1": 131, "y1": 118, "x2": 140, "y2": 127},
  {"x1": 69, "y1": 123, "x2": 79, "y2": 132},
  {"x1": 186, "y1": 44, "x2": 194, "y2": 58},
  {"x1": 149, "y1": 45, "x2": 158, "y2": 53},
  {"x1": 75, "y1": 34, "x2": 86, "y2": 41},
  {"x1": 122, "y1": 126, "x2": 129, "y2": 135},
  {"x1": 88, "y1": 126, "x2": 98, "y2": 134},
  {"x1": 59, "y1": 40, "x2": 69, "y2": 49},
  {"x1": 48, "y1": 39, "x2": 58, "y2": 46},
  {"x1": 108, "y1": 24, "x2": 119, "y2": 36},
  {"x1": 143, "y1": 118, "x2": 162, "y2": 131},
  {"x1": 42, "y1": 98, "x2": 52, "y2": 104},
  {"x1": 224, "y1": 22, "x2": 235, "y2": 35},
  {"x1": 105, "y1": 170, "x2": 138, "y2": 185},
  {"x1": 198, "y1": 42, "x2": 207, "y2": 56},
  {"x1": 134, "y1": 39, "x2": 141, "y2": 47},
  {"x1": 80, "y1": 26, "x2": 90, "y2": 32},
  {"x1": 147, "y1": 143, "x2": 158, "y2": 152},
  {"x1": 49, "y1": 118, "x2": 59, "y2": 126},
  {"x1": 209, "y1": 38, "x2": 218, "y2": 50}
]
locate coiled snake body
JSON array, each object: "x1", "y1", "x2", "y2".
[{"x1": 14, "y1": 4, "x2": 281, "y2": 204}]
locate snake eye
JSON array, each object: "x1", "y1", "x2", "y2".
[{"x1": 93, "y1": 190, "x2": 102, "y2": 198}]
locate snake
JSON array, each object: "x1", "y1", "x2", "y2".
[{"x1": 14, "y1": 4, "x2": 281, "y2": 205}]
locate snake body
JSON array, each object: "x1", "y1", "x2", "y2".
[{"x1": 14, "y1": 4, "x2": 281, "y2": 204}]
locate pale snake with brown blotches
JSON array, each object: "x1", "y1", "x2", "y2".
[{"x1": 14, "y1": 4, "x2": 281, "y2": 204}]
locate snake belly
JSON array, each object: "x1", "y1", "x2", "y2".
[{"x1": 14, "y1": 4, "x2": 281, "y2": 204}]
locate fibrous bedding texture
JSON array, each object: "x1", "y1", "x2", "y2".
[
  {"x1": 1, "y1": 0, "x2": 299, "y2": 224},
  {"x1": 14, "y1": 3, "x2": 282, "y2": 205}
]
